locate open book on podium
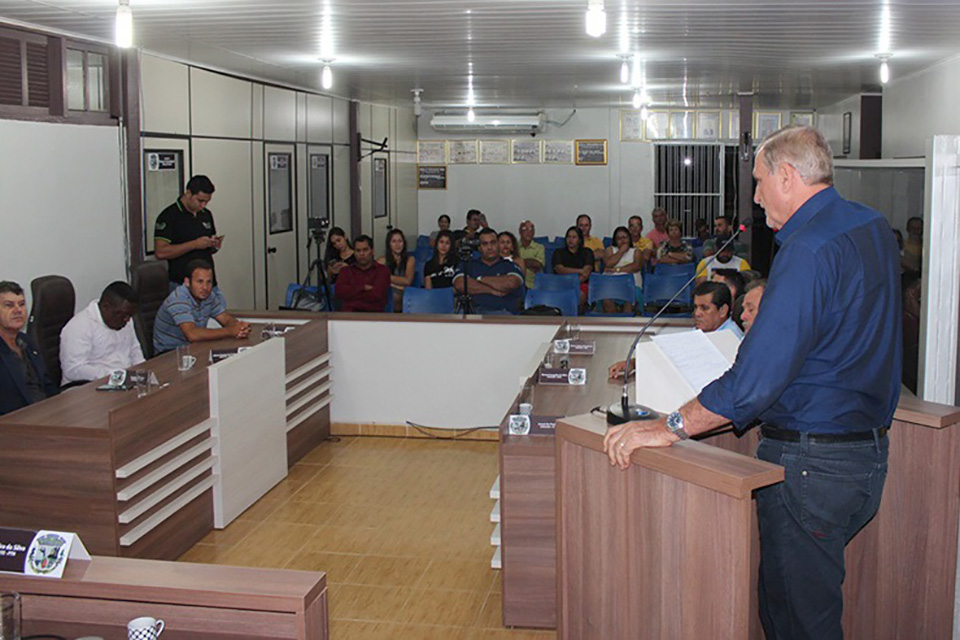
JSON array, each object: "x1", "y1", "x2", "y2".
[{"x1": 634, "y1": 329, "x2": 741, "y2": 414}]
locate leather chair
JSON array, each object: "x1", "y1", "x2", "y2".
[
  {"x1": 132, "y1": 260, "x2": 170, "y2": 359},
  {"x1": 26, "y1": 275, "x2": 76, "y2": 386}
]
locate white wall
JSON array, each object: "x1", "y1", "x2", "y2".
[
  {"x1": 818, "y1": 94, "x2": 862, "y2": 159},
  {"x1": 884, "y1": 52, "x2": 960, "y2": 159},
  {"x1": 0, "y1": 120, "x2": 126, "y2": 308}
]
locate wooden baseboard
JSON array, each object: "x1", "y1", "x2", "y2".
[{"x1": 330, "y1": 422, "x2": 498, "y2": 441}]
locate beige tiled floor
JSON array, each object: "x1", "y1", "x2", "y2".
[{"x1": 178, "y1": 436, "x2": 555, "y2": 639}]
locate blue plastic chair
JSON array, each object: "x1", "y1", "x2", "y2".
[
  {"x1": 534, "y1": 272, "x2": 579, "y2": 292},
  {"x1": 384, "y1": 289, "x2": 394, "y2": 313},
  {"x1": 602, "y1": 236, "x2": 613, "y2": 248},
  {"x1": 533, "y1": 236, "x2": 550, "y2": 245},
  {"x1": 654, "y1": 262, "x2": 697, "y2": 279},
  {"x1": 586, "y1": 273, "x2": 636, "y2": 316},
  {"x1": 413, "y1": 246, "x2": 433, "y2": 264},
  {"x1": 411, "y1": 261, "x2": 426, "y2": 288},
  {"x1": 525, "y1": 288, "x2": 578, "y2": 317},
  {"x1": 640, "y1": 273, "x2": 694, "y2": 317},
  {"x1": 417, "y1": 235, "x2": 431, "y2": 248},
  {"x1": 403, "y1": 287, "x2": 455, "y2": 314},
  {"x1": 543, "y1": 248, "x2": 555, "y2": 276}
]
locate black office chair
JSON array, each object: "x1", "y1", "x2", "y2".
[
  {"x1": 27, "y1": 275, "x2": 76, "y2": 386},
  {"x1": 132, "y1": 260, "x2": 170, "y2": 359}
]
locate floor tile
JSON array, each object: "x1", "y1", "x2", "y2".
[
  {"x1": 402, "y1": 588, "x2": 488, "y2": 627},
  {"x1": 344, "y1": 555, "x2": 431, "y2": 587},
  {"x1": 329, "y1": 583, "x2": 413, "y2": 622},
  {"x1": 418, "y1": 559, "x2": 498, "y2": 592},
  {"x1": 285, "y1": 550, "x2": 361, "y2": 584}
]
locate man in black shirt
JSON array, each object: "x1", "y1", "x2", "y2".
[
  {"x1": 0, "y1": 281, "x2": 57, "y2": 415},
  {"x1": 154, "y1": 175, "x2": 222, "y2": 289}
]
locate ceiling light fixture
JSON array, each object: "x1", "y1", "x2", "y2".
[
  {"x1": 618, "y1": 54, "x2": 631, "y2": 84},
  {"x1": 115, "y1": 0, "x2": 133, "y2": 49},
  {"x1": 320, "y1": 60, "x2": 333, "y2": 90},
  {"x1": 467, "y1": 108, "x2": 476, "y2": 123},
  {"x1": 876, "y1": 53, "x2": 891, "y2": 84},
  {"x1": 412, "y1": 89, "x2": 423, "y2": 117},
  {"x1": 632, "y1": 90, "x2": 642, "y2": 109},
  {"x1": 585, "y1": 0, "x2": 606, "y2": 38}
]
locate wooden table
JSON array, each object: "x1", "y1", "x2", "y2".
[
  {"x1": 0, "y1": 315, "x2": 330, "y2": 560},
  {"x1": 0, "y1": 555, "x2": 328, "y2": 639}
]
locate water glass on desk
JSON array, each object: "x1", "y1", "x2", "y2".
[{"x1": 0, "y1": 592, "x2": 20, "y2": 640}]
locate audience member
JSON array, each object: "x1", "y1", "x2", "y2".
[
  {"x1": 60, "y1": 281, "x2": 145, "y2": 385},
  {"x1": 646, "y1": 207, "x2": 670, "y2": 248},
  {"x1": 693, "y1": 280, "x2": 743, "y2": 339},
  {"x1": 518, "y1": 221, "x2": 545, "y2": 289},
  {"x1": 552, "y1": 226, "x2": 594, "y2": 308},
  {"x1": 703, "y1": 215, "x2": 748, "y2": 258},
  {"x1": 377, "y1": 229, "x2": 415, "y2": 313},
  {"x1": 601, "y1": 226, "x2": 642, "y2": 313},
  {"x1": 429, "y1": 214, "x2": 451, "y2": 247},
  {"x1": 902, "y1": 216, "x2": 923, "y2": 275},
  {"x1": 656, "y1": 219, "x2": 695, "y2": 264},
  {"x1": 424, "y1": 230, "x2": 458, "y2": 289},
  {"x1": 453, "y1": 209, "x2": 483, "y2": 249},
  {"x1": 695, "y1": 218, "x2": 710, "y2": 244},
  {"x1": 154, "y1": 175, "x2": 222, "y2": 290},
  {"x1": 695, "y1": 241, "x2": 751, "y2": 281},
  {"x1": 740, "y1": 278, "x2": 766, "y2": 334},
  {"x1": 577, "y1": 214, "x2": 605, "y2": 263},
  {"x1": 0, "y1": 280, "x2": 58, "y2": 415},
  {"x1": 902, "y1": 272, "x2": 921, "y2": 393},
  {"x1": 711, "y1": 268, "x2": 746, "y2": 302},
  {"x1": 153, "y1": 260, "x2": 250, "y2": 353},
  {"x1": 453, "y1": 228, "x2": 524, "y2": 314},
  {"x1": 892, "y1": 228, "x2": 904, "y2": 253},
  {"x1": 627, "y1": 215, "x2": 654, "y2": 268},
  {"x1": 740, "y1": 269, "x2": 762, "y2": 286},
  {"x1": 335, "y1": 235, "x2": 391, "y2": 312},
  {"x1": 498, "y1": 231, "x2": 527, "y2": 284},
  {"x1": 323, "y1": 227, "x2": 355, "y2": 284}
]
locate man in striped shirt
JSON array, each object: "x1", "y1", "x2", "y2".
[{"x1": 153, "y1": 260, "x2": 250, "y2": 354}]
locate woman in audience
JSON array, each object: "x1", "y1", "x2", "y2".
[
  {"x1": 324, "y1": 227, "x2": 355, "y2": 283},
  {"x1": 601, "y1": 226, "x2": 642, "y2": 313},
  {"x1": 498, "y1": 231, "x2": 527, "y2": 284},
  {"x1": 430, "y1": 214, "x2": 451, "y2": 247},
  {"x1": 424, "y1": 230, "x2": 458, "y2": 289},
  {"x1": 377, "y1": 229, "x2": 415, "y2": 312},
  {"x1": 552, "y1": 226, "x2": 594, "y2": 309},
  {"x1": 656, "y1": 219, "x2": 695, "y2": 264}
]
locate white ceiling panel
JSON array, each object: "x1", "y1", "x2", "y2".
[{"x1": 2, "y1": 0, "x2": 960, "y2": 110}]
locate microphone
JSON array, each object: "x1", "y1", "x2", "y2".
[{"x1": 606, "y1": 216, "x2": 759, "y2": 425}]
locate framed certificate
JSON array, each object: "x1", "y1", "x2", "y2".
[
  {"x1": 543, "y1": 140, "x2": 574, "y2": 164},
  {"x1": 418, "y1": 165, "x2": 447, "y2": 190},
  {"x1": 512, "y1": 139, "x2": 542, "y2": 164},
  {"x1": 644, "y1": 111, "x2": 669, "y2": 140},
  {"x1": 669, "y1": 111, "x2": 695, "y2": 140},
  {"x1": 791, "y1": 112, "x2": 815, "y2": 127},
  {"x1": 620, "y1": 110, "x2": 645, "y2": 141},
  {"x1": 728, "y1": 111, "x2": 740, "y2": 141},
  {"x1": 417, "y1": 140, "x2": 446, "y2": 165},
  {"x1": 448, "y1": 140, "x2": 478, "y2": 164},
  {"x1": 754, "y1": 111, "x2": 782, "y2": 141},
  {"x1": 696, "y1": 112, "x2": 720, "y2": 140},
  {"x1": 479, "y1": 139, "x2": 510, "y2": 164},
  {"x1": 575, "y1": 139, "x2": 607, "y2": 166}
]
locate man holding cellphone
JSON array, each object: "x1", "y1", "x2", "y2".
[{"x1": 154, "y1": 174, "x2": 224, "y2": 291}]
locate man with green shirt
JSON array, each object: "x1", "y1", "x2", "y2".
[
  {"x1": 517, "y1": 220, "x2": 545, "y2": 289},
  {"x1": 154, "y1": 175, "x2": 223, "y2": 290}
]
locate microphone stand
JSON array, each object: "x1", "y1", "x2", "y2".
[{"x1": 606, "y1": 219, "x2": 756, "y2": 425}]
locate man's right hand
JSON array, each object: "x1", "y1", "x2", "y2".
[
  {"x1": 231, "y1": 322, "x2": 251, "y2": 339},
  {"x1": 608, "y1": 360, "x2": 627, "y2": 379},
  {"x1": 195, "y1": 236, "x2": 218, "y2": 249}
]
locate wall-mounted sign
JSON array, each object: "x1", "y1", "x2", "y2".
[
  {"x1": 575, "y1": 139, "x2": 607, "y2": 166},
  {"x1": 146, "y1": 151, "x2": 178, "y2": 171},
  {"x1": 418, "y1": 165, "x2": 447, "y2": 189}
]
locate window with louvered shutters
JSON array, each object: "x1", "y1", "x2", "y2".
[
  {"x1": 25, "y1": 41, "x2": 49, "y2": 108},
  {"x1": 0, "y1": 35, "x2": 23, "y2": 106}
]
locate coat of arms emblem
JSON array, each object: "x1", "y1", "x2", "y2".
[{"x1": 28, "y1": 532, "x2": 67, "y2": 574}]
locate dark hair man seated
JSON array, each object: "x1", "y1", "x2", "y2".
[
  {"x1": 740, "y1": 278, "x2": 766, "y2": 334},
  {"x1": 693, "y1": 280, "x2": 743, "y2": 339},
  {"x1": 453, "y1": 228, "x2": 524, "y2": 314},
  {"x1": 60, "y1": 281, "x2": 146, "y2": 385},
  {"x1": 334, "y1": 235, "x2": 391, "y2": 312},
  {"x1": 0, "y1": 280, "x2": 58, "y2": 415},
  {"x1": 153, "y1": 260, "x2": 250, "y2": 353}
]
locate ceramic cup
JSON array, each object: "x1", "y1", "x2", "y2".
[{"x1": 127, "y1": 616, "x2": 164, "y2": 640}]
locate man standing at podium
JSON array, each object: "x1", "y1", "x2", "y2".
[{"x1": 604, "y1": 126, "x2": 901, "y2": 640}]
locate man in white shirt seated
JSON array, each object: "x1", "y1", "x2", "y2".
[
  {"x1": 695, "y1": 239, "x2": 751, "y2": 283},
  {"x1": 59, "y1": 281, "x2": 145, "y2": 385},
  {"x1": 693, "y1": 280, "x2": 743, "y2": 339}
]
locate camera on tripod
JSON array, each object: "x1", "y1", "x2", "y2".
[
  {"x1": 458, "y1": 234, "x2": 480, "y2": 259},
  {"x1": 307, "y1": 217, "x2": 330, "y2": 242}
]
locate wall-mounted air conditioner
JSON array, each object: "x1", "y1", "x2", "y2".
[{"x1": 430, "y1": 113, "x2": 545, "y2": 133}]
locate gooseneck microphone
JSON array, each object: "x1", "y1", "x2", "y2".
[{"x1": 606, "y1": 217, "x2": 758, "y2": 425}]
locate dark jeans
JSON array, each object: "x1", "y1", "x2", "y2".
[{"x1": 755, "y1": 432, "x2": 888, "y2": 640}]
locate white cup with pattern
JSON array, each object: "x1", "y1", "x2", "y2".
[{"x1": 127, "y1": 616, "x2": 164, "y2": 640}]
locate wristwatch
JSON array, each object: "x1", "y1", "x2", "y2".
[{"x1": 666, "y1": 410, "x2": 690, "y2": 440}]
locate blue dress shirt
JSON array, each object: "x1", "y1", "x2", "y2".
[{"x1": 699, "y1": 187, "x2": 902, "y2": 434}]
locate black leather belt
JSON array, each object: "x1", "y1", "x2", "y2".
[{"x1": 760, "y1": 425, "x2": 888, "y2": 444}]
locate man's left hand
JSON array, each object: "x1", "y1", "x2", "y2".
[{"x1": 603, "y1": 418, "x2": 678, "y2": 469}]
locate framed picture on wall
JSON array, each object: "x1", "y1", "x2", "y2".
[
  {"x1": 543, "y1": 140, "x2": 574, "y2": 164},
  {"x1": 669, "y1": 111, "x2": 695, "y2": 140},
  {"x1": 418, "y1": 165, "x2": 447, "y2": 190},
  {"x1": 644, "y1": 111, "x2": 670, "y2": 140},
  {"x1": 620, "y1": 110, "x2": 645, "y2": 141},
  {"x1": 448, "y1": 140, "x2": 478, "y2": 164},
  {"x1": 696, "y1": 112, "x2": 720, "y2": 140},
  {"x1": 417, "y1": 140, "x2": 446, "y2": 165},
  {"x1": 728, "y1": 111, "x2": 740, "y2": 141},
  {"x1": 479, "y1": 139, "x2": 510, "y2": 164},
  {"x1": 754, "y1": 111, "x2": 782, "y2": 141},
  {"x1": 842, "y1": 112, "x2": 852, "y2": 155},
  {"x1": 512, "y1": 139, "x2": 542, "y2": 164},
  {"x1": 575, "y1": 139, "x2": 607, "y2": 166},
  {"x1": 791, "y1": 112, "x2": 816, "y2": 127}
]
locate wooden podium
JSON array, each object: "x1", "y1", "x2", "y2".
[{"x1": 555, "y1": 413, "x2": 782, "y2": 639}]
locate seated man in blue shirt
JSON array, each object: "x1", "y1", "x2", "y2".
[
  {"x1": 153, "y1": 259, "x2": 251, "y2": 353},
  {"x1": 692, "y1": 280, "x2": 743, "y2": 339},
  {"x1": 0, "y1": 280, "x2": 58, "y2": 415},
  {"x1": 452, "y1": 228, "x2": 524, "y2": 314}
]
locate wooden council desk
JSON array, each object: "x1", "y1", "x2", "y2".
[{"x1": 0, "y1": 314, "x2": 331, "y2": 559}]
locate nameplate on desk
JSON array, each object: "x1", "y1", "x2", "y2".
[
  {"x1": 538, "y1": 367, "x2": 587, "y2": 385},
  {"x1": 553, "y1": 339, "x2": 596, "y2": 356},
  {"x1": 0, "y1": 528, "x2": 90, "y2": 579},
  {"x1": 209, "y1": 347, "x2": 252, "y2": 363},
  {"x1": 260, "y1": 325, "x2": 297, "y2": 338},
  {"x1": 507, "y1": 414, "x2": 559, "y2": 436}
]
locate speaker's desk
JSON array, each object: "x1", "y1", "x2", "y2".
[{"x1": 0, "y1": 314, "x2": 330, "y2": 559}]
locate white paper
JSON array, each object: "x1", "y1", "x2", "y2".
[{"x1": 652, "y1": 330, "x2": 734, "y2": 394}]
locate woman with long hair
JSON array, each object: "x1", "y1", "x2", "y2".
[
  {"x1": 323, "y1": 227, "x2": 354, "y2": 283},
  {"x1": 377, "y1": 229, "x2": 415, "y2": 311},
  {"x1": 601, "y1": 225, "x2": 642, "y2": 313},
  {"x1": 424, "y1": 229, "x2": 458, "y2": 289},
  {"x1": 551, "y1": 225, "x2": 593, "y2": 309},
  {"x1": 498, "y1": 230, "x2": 526, "y2": 285}
]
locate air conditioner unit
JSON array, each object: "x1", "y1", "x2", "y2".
[{"x1": 430, "y1": 113, "x2": 545, "y2": 133}]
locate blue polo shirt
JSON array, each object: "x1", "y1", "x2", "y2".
[
  {"x1": 153, "y1": 284, "x2": 227, "y2": 353},
  {"x1": 454, "y1": 257, "x2": 525, "y2": 314},
  {"x1": 699, "y1": 187, "x2": 901, "y2": 434}
]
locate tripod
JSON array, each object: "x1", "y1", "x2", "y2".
[{"x1": 290, "y1": 222, "x2": 334, "y2": 311}]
